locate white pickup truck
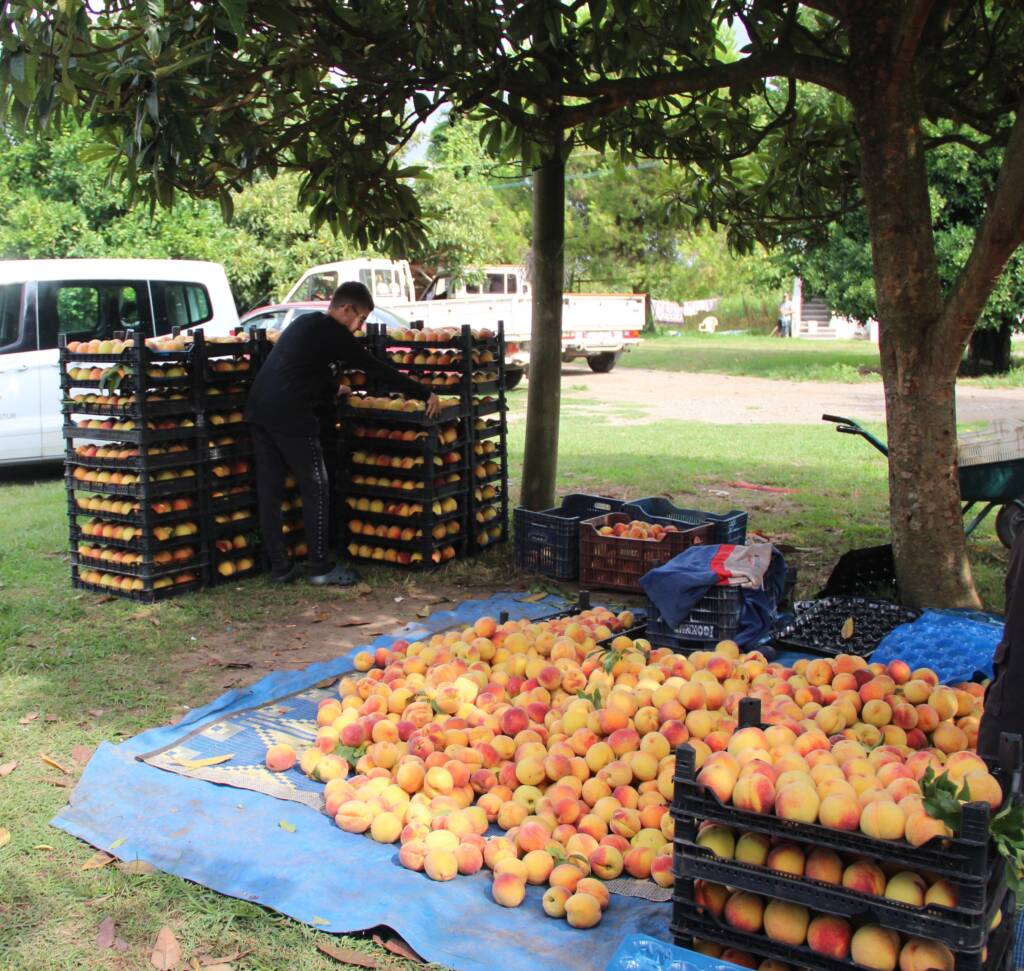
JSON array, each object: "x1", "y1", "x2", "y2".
[{"x1": 284, "y1": 259, "x2": 644, "y2": 374}]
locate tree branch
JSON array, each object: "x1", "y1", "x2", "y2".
[
  {"x1": 940, "y1": 98, "x2": 1024, "y2": 352},
  {"x1": 555, "y1": 49, "x2": 848, "y2": 128},
  {"x1": 892, "y1": 0, "x2": 937, "y2": 86}
]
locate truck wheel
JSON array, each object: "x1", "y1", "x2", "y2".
[
  {"x1": 504, "y1": 367, "x2": 525, "y2": 390},
  {"x1": 587, "y1": 352, "x2": 617, "y2": 373}
]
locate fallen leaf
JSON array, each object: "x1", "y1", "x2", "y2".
[
  {"x1": 841, "y1": 616, "x2": 855, "y2": 640},
  {"x1": 311, "y1": 915, "x2": 330, "y2": 926},
  {"x1": 88, "y1": 708, "x2": 105, "y2": 717},
  {"x1": 333, "y1": 618, "x2": 372, "y2": 628},
  {"x1": 518, "y1": 592, "x2": 548, "y2": 603},
  {"x1": 353, "y1": 582, "x2": 372, "y2": 596},
  {"x1": 150, "y1": 926, "x2": 182, "y2": 970},
  {"x1": 72, "y1": 745, "x2": 94, "y2": 766},
  {"x1": 173, "y1": 754, "x2": 234, "y2": 770},
  {"x1": 96, "y1": 916, "x2": 116, "y2": 949},
  {"x1": 43, "y1": 778, "x2": 69, "y2": 788},
  {"x1": 110, "y1": 837, "x2": 126, "y2": 849},
  {"x1": 0, "y1": 761, "x2": 17, "y2": 776},
  {"x1": 200, "y1": 951, "x2": 252, "y2": 967},
  {"x1": 41, "y1": 754, "x2": 70, "y2": 775},
  {"x1": 0, "y1": 828, "x2": 10, "y2": 849},
  {"x1": 33, "y1": 844, "x2": 54, "y2": 851},
  {"x1": 201, "y1": 965, "x2": 232, "y2": 971},
  {"x1": 372, "y1": 931, "x2": 423, "y2": 962},
  {"x1": 19, "y1": 712, "x2": 39, "y2": 724},
  {"x1": 113, "y1": 938, "x2": 129, "y2": 951},
  {"x1": 279, "y1": 820, "x2": 296, "y2": 833},
  {"x1": 81, "y1": 851, "x2": 114, "y2": 871},
  {"x1": 44, "y1": 713, "x2": 59, "y2": 722},
  {"x1": 415, "y1": 606, "x2": 431, "y2": 618},
  {"x1": 315, "y1": 941, "x2": 381, "y2": 967},
  {"x1": 116, "y1": 860, "x2": 157, "y2": 875}
]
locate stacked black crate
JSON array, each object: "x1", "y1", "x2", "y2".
[
  {"x1": 671, "y1": 697, "x2": 1019, "y2": 971},
  {"x1": 193, "y1": 330, "x2": 263, "y2": 585},
  {"x1": 61, "y1": 330, "x2": 204, "y2": 601},
  {"x1": 335, "y1": 323, "x2": 472, "y2": 568},
  {"x1": 467, "y1": 322, "x2": 509, "y2": 552}
]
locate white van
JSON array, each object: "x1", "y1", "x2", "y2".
[{"x1": 0, "y1": 259, "x2": 239, "y2": 465}]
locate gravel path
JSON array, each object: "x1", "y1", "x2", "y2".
[{"x1": 556, "y1": 365, "x2": 1024, "y2": 426}]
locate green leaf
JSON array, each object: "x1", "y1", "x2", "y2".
[
  {"x1": 413, "y1": 92, "x2": 431, "y2": 119},
  {"x1": 279, "y1": 820, "x2": 296, "y2": 833},
  {"x1": 218, "y1": 0, "x2": 247, "y2": 37},
  {"x1": 79, "y1": 142, "x2": 118, "y2": 164}
]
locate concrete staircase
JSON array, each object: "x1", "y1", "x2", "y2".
[{"x1": 797, "y1": 297, "x2": 835, "y2": 339}]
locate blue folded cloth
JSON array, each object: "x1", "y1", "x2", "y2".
[{"x1": 641, "y1": 544, "x2": 787, "y2": 646}]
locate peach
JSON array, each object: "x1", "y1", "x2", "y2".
[
  {"x1": 492, "y1": 872, "x2": 526, "y2": 907},
  {"x1": 732, "y1": 772, "x2": 775, "y2": 814},
  {"x1": 963, "y1": 770, "x2": 1003, "y2": 809},
  {"x1": 455, "y1": 841, "x2": 484, "y2": 875},
  {"x1": 696, "y1": 824, "x2": 735, "y2": 859},
  {"x1": 549, "y1": 863, "x2": 584, "y2": 892},
  {"x1": 370, "y1": 811, "x2": 403, "y2": 843},
  {"x1": 565, "y1": 891, "x2": 603, "y2": 928},
  {"x1": 483, "y1": 836, "x2": 518, "y2": 869},
  {"x1": 766, "y1": 843, "x2": 805, "y2": 877},
  {"x1": 516, "y1": 821, "x2": 550, "y2": 854},
  {"x1": 335, "y1": 800, "x2": 373, "y2": 833},
  {"x1": 932, "y1": 723, "x2": 968, "y2": 754},
  {"x1": 884, "y1": 870, "x2": 926, "y2": 906},
  {"x1": 522, "y1": 848, "x2": 555, "y2": 884},
  {"x1": 859, "y1": 801, "x2": 906, "y2": 841},
  {"x1": 651, "y1": 853, "x2": 674, "y2": 888},
  {"x1": 265, "y1": 743, "x2": 297, "y2": 772},
  {"x1": 904, "y1": 810, "x2": 952, "y2": 847},
  {"x1": 734, "y1": 831, "x2": 771, "y2": 866},
  {"x1": 842, "y1": 860, "x2": 886, "y2": 896},
  {"x1": 775, "y1": 782, "x2": 820, "y2": 823},
  {"x1": 623, "y1": 845, "x2": 655, "y2": 879},
  {"x1": 697, "y1": 761, "x2": 737, "y2": 804},
  {"x1": 763, "y1": 899, "x2": 810, "y2": 945},
  {"x1": 724, "y1": 891, "x2": 764, "y2": 933},
  {"x1": 720, "y1": 950, "x2": 756, "y2": 969},
  {"x1": 819, "y1": 792, "x2": 862, "y2": 831},
  {"x1": 494, "y1": 856, "x2": 529, "y2": 882},
  {"x1": 805, "y1": 847, "x2": 843, "y2": 884},
  {"x1": 299, "y1": 748, "x2": 323, "y2": 776},
  {"x1": 589, "y1": 845, "x2": 624, "y2": 880},
  {"x1": 399, "y1": 838, "x2": 428, "y2": 871},
  {"x1": 924, "y1": 880, "x2": 958, "y2": 908},
  {"x1": 898, "y1": 938, "x2": 954, "y2": 971},
  {"x1": 807, "y1": 914, "x2": 852, "y2": 958},
  {"x1": 694, "y1": 880, "x2": 729, "y2": 919},
  {"x1": 424, "y1": 848, "x2": 459, "y2": 881},
  {"x1": 850, "y1": 925, "x2": 899, "y2": 971},
  {"x1": 542, "y1": 885, "x2": 572, "y2": 918},
  {"x1": 575, "y1": 877, "x2": 610, "y2": 909}
]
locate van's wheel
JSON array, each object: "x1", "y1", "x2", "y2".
[
  {"x1": 995, "y1": 502, "x2": 1024, "y2": 548},
  {"x1": 504, "y1": 366, "x2": 525, "y2": 390},
  {"x1": 587, "y1": 352, "x2": 617, "y2": 373}
]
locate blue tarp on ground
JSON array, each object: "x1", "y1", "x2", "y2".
[{"x1": 51, "y1": 592, "x2": 673, "y2": 971}]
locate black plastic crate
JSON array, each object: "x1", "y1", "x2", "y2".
[
  {"x1": 71, "y1": 567, "x2": 203, "y2": 603},
  {"x1": 673, "y1": 833, "x2": 1006, "y2": 949},
  {"x1": 71, "y1": 549, "x2": 204, "y2": 578},
  {"x1": 672, "y1": 701, "x2": 1023, "y2": 885},
  {"x1": 66, "y1": 445, "x2": 199, "y2": 471},
  {"x1": 645, "y1": 587, "x2": 744, "y2": 650},
  {"x1": 771, "y1": 596, "x2": 921, "y2": 658},
  {"x1": 669, "y1": 888, "x2": 1014, "y2": 971},
  {"x1": 622, "y1": 496, "x2": 748, "y2": 545},
  {"x1": 70, "y1": 522, "x2": 202, "y2": 552},
  {"x1": 339, "y1": 400, "x2": 467, "y2": 425},
  {"x1": 513, "y1": 494, "x2": 626, "y2": 580},
  {"x1": 820, "y1": 543, "x2": 897, "y2": 599},
  {"x1": 65, "y1": 471, "x2": 200, "y2": 499},
  {"x1": 69, "y1": 497, "x2": 199, "y2": 525}
]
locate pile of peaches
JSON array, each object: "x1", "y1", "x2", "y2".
[
  {"x1": 262, "y1": 613, "x2": 997, "y2": 939},
  {"x1": 385, "y1": 327, "x2": 496, "y2": 344},
  {"x1": 596, "y1": 519, "x2": 681, "y2": 542}
]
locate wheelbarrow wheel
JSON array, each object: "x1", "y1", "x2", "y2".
[{"x1": 995, "y1": 502, "x2": 1024, "y2": 549}]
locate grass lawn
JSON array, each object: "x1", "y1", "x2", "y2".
[
  {"x1": 0, "y1": 401, "x2": 1011, "y2": 969},
  {"x1": 621, "y1": 332, "x2": 1024, "y2": 388}
]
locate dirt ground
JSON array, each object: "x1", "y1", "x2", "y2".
[{"x1": 556, "y1": 365, "x2": 1024, "y2": 425}]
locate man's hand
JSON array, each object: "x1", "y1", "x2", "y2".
[{"x1": 425, "y1": 393, "x2": 441, "y2": 419}]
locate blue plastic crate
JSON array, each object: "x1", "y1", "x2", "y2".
[
  {"x1": 623, "y1": 497, "x2": 747, "y2": 545},
  {"x1": 513, "y1": 493, "x2": 624, "y2": 579}
]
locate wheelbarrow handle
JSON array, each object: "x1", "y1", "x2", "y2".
[{"x1": 821, "y1": 413, "x2": 889, "y2": 456}]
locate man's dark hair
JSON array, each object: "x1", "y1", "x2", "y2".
[{"x1": 329, "y1": 281, "x2": 374, "y2": 312}]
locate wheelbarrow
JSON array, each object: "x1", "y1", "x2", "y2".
[{"x1": 823, "y1": 414, "x2": 1024, "y2": 548}]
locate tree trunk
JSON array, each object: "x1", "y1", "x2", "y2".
[
  {"x1": 520, "y1": 144, "x2": 566, "y2": 510},
  {"x1": 848, "y1": 18, "x2": 981, "y2": 608}
]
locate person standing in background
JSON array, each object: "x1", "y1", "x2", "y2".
[{"x1": 779, "y1": 294, "x2": 794, "y2": 338}]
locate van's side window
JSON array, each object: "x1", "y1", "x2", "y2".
[
  {"x1": 0, "y1": 283, "x2": 23, "y2": 351},
  {"x1": 37, "y1": 281, "x2": 151, "y2": 350},
  {"x1": 296, "y1": 272, "x2": 337, "y2": 302},
  {"x1": 151, "y1": 282, "x2": 212, "y2": 334}
]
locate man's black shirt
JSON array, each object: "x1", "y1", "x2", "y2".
[{"x1": 245, "y1": 311, "x2": 431, "y2": 435}]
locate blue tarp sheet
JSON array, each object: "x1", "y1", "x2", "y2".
[{"x1": 51, "y1": 592, "x2": 673, "y2": 971}]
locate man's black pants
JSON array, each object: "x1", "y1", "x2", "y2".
[{"x1": 250, "y1": 423, "x2": 333, "y2": 576}]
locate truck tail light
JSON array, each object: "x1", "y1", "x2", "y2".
[
  {"x1": 507, "y1": 342, "x2": 519, "y2": 355},
  {"x1": 624, "y1": 330, "x2": 641, "y2": 338}
]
